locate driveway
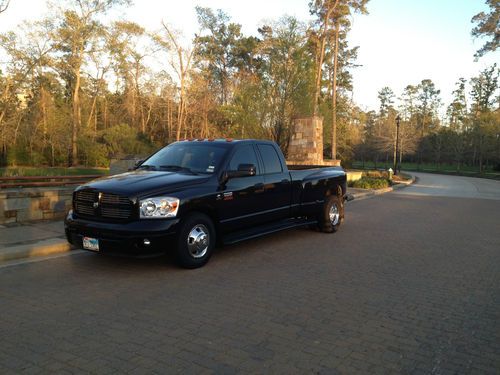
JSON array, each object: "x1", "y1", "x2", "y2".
[
  {"x1": 394, "y1": 171, "x2": 500, "y2": 200},
  {"x1": 0, "y1": 173, "x2": 499, "y2": 373}
]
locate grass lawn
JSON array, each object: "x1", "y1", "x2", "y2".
[
  {"x1": 0, "y1": 167, "x2": 109, "y2": 177},
  {"x1": 352, "y1": 161, "x2": 500, "y2": 180}
]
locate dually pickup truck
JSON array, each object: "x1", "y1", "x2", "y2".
[{"x1": 65, "y1": 139, "x2": 347, "y2": 268}]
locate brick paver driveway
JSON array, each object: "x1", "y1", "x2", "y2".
[{"x1": 1, "y1": 173, "x2": 499, "y2": 374}]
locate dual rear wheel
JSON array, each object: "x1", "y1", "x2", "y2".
[{"x1": 317, "y1": 195, "x2": 344, "y2": 233}]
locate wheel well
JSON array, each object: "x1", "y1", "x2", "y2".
[
  {"x1": 182, "y1": 207, "x2": 221, "y2": 237},
  {"x1": 326, "y1": 182, "x2": 344, "y2": 198},
  {"x1": 337, "y1": 184, "x2": 343, "y2": 197}
]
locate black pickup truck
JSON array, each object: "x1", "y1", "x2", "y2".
[{"x1": 65, "y1": 139, "x2": 347, "y2": 268}]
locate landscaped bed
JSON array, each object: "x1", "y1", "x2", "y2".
[{"x1": 348, "y1": 169, "x2": 412, "y2": 190}]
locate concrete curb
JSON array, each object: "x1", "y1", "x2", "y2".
[{"x1": 0, "y1": 238, "x2": 73, "y2": 263}]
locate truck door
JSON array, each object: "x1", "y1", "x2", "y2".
[
  {"x1": 217, "y1": 144, "x2": 266, "y2": 233},
  {"x1": 256, "y1": 143, "x2": 291, "y2": 222}
]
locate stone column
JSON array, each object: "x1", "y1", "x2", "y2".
[
  {"x1": 287, "y1": 116, "x2": 341, "y2": 166},
  {"x1": 287, "y1": 116, "x2": 324, "y2": 166}
]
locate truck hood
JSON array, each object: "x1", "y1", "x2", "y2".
[{"x1": 77, "y1": 170, "x2": 211, "y2": 197}]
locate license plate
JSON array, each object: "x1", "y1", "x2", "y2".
[{"x1": 82, "y1": 237, "x2": 99, "y2": 251}]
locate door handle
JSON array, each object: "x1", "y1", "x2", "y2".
[{"x1": 281, "y1": 179, "x2": 291, "y2": 184}]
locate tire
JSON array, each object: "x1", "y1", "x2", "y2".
[
  {"x1": 318, "y1": 195, "x2": 344, "y2": 233},
  {"x1": 175, "y1": 213, "x2": 215, "y2": 269}
]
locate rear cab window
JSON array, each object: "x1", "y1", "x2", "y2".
[{"x1": 257, "y1": 144, "x2": 283, "y2": 174}]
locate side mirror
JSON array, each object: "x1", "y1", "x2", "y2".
[
  {"x1": 133, "y1": 159, "x2": 144, "y2": 170},
  {"x1": 221, "y1": 163, "x2": 256, "y2": 183},
  {"x1": 235, "y1": 163, "x2": 256, "y2": 177}
]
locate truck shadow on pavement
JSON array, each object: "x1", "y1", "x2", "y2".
[{"x1": 70, "y1": 226, "x2": 324, "y2": 272}]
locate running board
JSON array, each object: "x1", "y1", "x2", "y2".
[{"x1": 222, "y1": 218, "x2": 317, "y2": 245}]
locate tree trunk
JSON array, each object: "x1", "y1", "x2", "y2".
[
  {"x1": 393, "y1": 132, "x2": 397, "y2": 172},
  {"x1": 94, "y1": 100, "x2": 98, "y2": 135},
  {"x1": 202, "y1": 96, "x2": 209, "y2": 138},
  {"x1": 177, "y1": 95, "x2": 185, "y2": 141},
  {"x1": 71, "y1": 67, "x2": 82, "y2": 166},
  {"x1": 87, "y1": 95, "x2": 98, "y2": 133},
  {"x1": 331, "y1": 21, "x2": 340, "y2": 160},
  {"x1": 478, "y1": 133, "x2": 483, "y2": 173},
  {"x1": 398, "y1": 144, "x2": 403, "y2": 173},
  {"x1": 312, "y1": 0, "x2": 339, "y2": 115},
  {"x1": 103, "y1": 97, "x2": 108, "y2": 129},
  {"x1": 0, "y1": 77, "x2": 11, "y2": 157},
  {"x1": 167, "y1": 98, "x2": 172, "y2": 142}
]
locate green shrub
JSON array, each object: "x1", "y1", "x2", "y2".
[
  {"x1": 98, "y1": 124, "x2": 155, "y2": 157},
  {"x1": 352, "y1": 177, "x2": 390, "y2": 189}
]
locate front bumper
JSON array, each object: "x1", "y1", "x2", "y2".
[{"x1": 64, "y1": 210, "x2": 180, "y2": 257}]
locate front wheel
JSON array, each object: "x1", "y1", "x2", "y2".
[
  {"x1": 175, "y1": 213, "x2": 215, "y2": 269},
  {"x1": 318, "y1": 195, "x2": 344, "y2": 233}
]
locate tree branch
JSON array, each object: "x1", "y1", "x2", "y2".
[{"x1": 0, "y1": 0, "x2": 11, "y2": 13}]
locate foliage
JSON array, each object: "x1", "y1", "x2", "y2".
[
  {"x1": 471, "y1": 0, "x2": 499, "y2": 58},
  {"x1": 0, "y1": 0, "x2": 497, "y2": 175},
  {"x1": 351, "y1": 176, "x2": 390, "y2": 189}
]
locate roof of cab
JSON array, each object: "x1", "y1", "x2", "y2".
[{"x1": 176, "y1": 138, "x2": 275, "y2": 146}]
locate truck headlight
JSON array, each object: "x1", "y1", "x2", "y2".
[{"x1": 139, "y1": 197, "x2": 179, "y2": 218}]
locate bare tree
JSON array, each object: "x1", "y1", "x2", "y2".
[
  {"x1": 331, "y1": 21, "x2": 340, "y2": 158},
  {"x1": 310, "y1": 0, "x2": 340, "y2": 116},
  {"x1": 155, "y1": 22, "x2": 195, "y2": 141},
  {"x1": 0, "y1": 0, "x2": 10, "y2": 14},
  {"x1": 52, "y1": 0, "x2": 130, "y2": 166}
]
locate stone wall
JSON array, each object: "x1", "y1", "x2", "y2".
[
  {"x1": 0, "y1": 187, "x2": 74, "y2": 225},
  {"x1": 287, "y1": 116, "x2": 341, "y2": 167}
]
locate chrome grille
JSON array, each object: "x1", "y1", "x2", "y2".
[
  {"x1": 100, "y1": 207, "x2": 131, "y2": 219},
  {"x1": 74, "y1": 190, "x2": 133, "y2": 220},
  {"x1": 101, "y1": 194, "x2": 130, "y2": 205},
  {"x1": 75, "y1": 190, "x2": 96, "y2": 202}
]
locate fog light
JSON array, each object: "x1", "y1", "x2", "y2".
[{"x1": 143, "y1": 239, "x2": 151, "y2": 246}]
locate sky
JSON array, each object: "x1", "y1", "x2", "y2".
[{"x1": 1, "y1": 0, "x2": 498, "y2": 112}]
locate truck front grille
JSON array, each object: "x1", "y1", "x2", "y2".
[{"x1": 74, "y1": 190, "x2": 134, "y2": 220}]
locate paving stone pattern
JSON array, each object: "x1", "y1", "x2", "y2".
[{"x1": 0, "y1": 193, "x2": 499, "y2": 374}]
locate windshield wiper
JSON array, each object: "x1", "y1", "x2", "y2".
[
  {"x1": 137, "y1": 164, "x2": 157, "y2": 170},
  {"x1": 158, "y1": 165, "x2": 197, "y2": 174}
]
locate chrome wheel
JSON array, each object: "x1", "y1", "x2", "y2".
[
  {"x1": 186, "y1": 224, "x2": 210, "y2": 258},
  {"x1": 329, "y1": 203, "x2": 340, "y2": 226}
]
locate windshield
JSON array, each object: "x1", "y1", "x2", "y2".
[{"x1": 140, "y1": 142, "x2": 228, "y2": 174}]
